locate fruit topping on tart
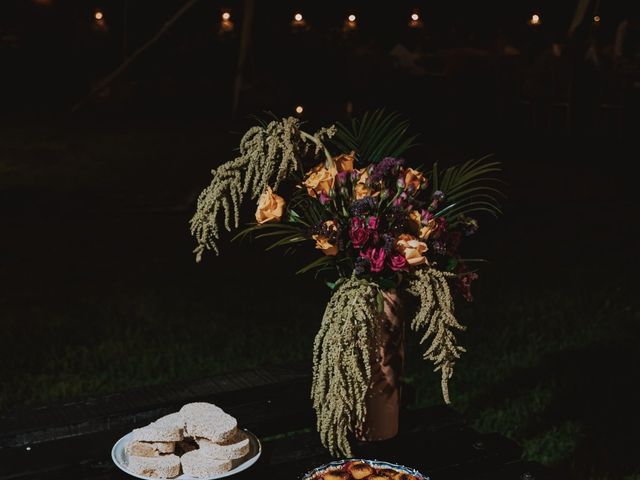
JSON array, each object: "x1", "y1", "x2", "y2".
[{"x1": 311, "y1": 461, "x2": 420, "y2": 480}]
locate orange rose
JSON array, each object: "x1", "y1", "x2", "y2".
[
  {"x1": 396, "y1": 234, "x2": 428, "y2": 266},
  {"x1": 409, "y1": 210, "x2": 422, "y2": 231},
  {"x1": 404, "y1": 167, "x2": 426, "y2": 192},
  {"x1": 255, "y1": 187, "x2": 286, "y2": 224},
  {"x1": 354, "y1": 169, "x2": 378, "y2": 200},
  {"x1": 419, "y1": 219, "x2": 437, "y2": 240},
  {"x1": 312, "y1": 220, "x2": 338, "y2": 256},
  {"x1": 334, "y1": 152, "x2": 355, "y2": 173},
  {"x1": 303, "y1": 163, "x2": 337, "y2": 198}
]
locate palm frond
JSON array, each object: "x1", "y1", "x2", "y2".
[
  {"x1": 434, "y1": 155, "x2": 504, "y2": 220},
  {"x1": 332, "y1": 110, "x2": 418, "y2": 164},
  {"x1": 289, "y1": 188, "x2": 326, "y2": 226},
  {"x1": 296, "y1": 255, "x2": 335, "y2": 275},
  {"x1": 264, "y1": 233, "x2": 307, "y2": 251},
  {"x1": 231, "y1": 221, "x2": 309, "y2": 255},
  {"x1": 231, "y1": 222, "x2": 306, "y2": 243}
]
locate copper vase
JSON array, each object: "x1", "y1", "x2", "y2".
[{"x1": 356, "y1": 290, "x2": 405, "y2": 442}]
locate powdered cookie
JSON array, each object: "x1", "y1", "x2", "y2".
[
  {"x1": 180, "y1": 449, "x2": 232, "y2": 478},
  {"x1": 125, "y1": 441, "x2": 175, "y2": 457},
  {"x1": 132, "y1": 413, "x2": 184, "y2": 442},
  {"x1": 180, "y1": 403, "x2": 237, "y2": 442},
  {"x1": 127, "y1": 453, "x2": 181, "y2": 478},
  {"x1": 196, "y1": 429, "x2": 250, "y2": 460},
  {"x1": 180, "y1": 402, "x2": 224, "y2": 417}
]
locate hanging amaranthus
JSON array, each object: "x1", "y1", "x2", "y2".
[
  {"x1": 407, "y1": 268, "x2": 467, "y2": 404},
  {"x1": 311, "y1": 277, "x2": 382, "y2": 457},
  {"x1": 189, "y1": 117, "x2": 334, "y2": 260}
]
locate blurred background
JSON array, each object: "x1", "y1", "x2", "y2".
[{"x1": 1, "y1": 1, "x2": 639, "y2": 479}]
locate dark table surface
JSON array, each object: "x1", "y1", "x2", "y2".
[{"x1": 0, "y1": 367, "x2": 552, "y2": 480}]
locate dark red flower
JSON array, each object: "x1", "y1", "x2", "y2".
[
  {"x1": 361, "y1": 247, "x2": 386, "y2": 272},
  {"x1": 349, "y1": 217, "x2": 370, "y2": 248},
  {"x1": 389, "y1": 252, "x2": 408, "y2": 271}
]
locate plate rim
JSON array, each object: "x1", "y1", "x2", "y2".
[
  {"x1": 300, "y1": 458, "x2": 430, "y2": 480},
  {"x1": 111, "y1": 428, "x2": 262, "y2": 480}
]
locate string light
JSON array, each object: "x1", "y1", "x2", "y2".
[
  {"x1": 593, "y1": 15, "x2": 601, "y2": 23},
  {"x1": 409, "y1": 10, "x2": 423, "y2": 29},
  {"x1": 295, "y1": 105, "x2": 304, "y2": 114},
  {"x1": 220, "y1": 10, "x2": 233, "y2": 33},
  {"x1": 344, "y1": 14, "x2": 357, "y2": 31},
  {"x1": 93, "y1": 9, "x2": 107, "y2": 31},
  {"x1": 291, "y1": 12, "x2": 307, "y2": 29},
  {"x1": 83, "y1": 9, "x2": 573, "y2": 35}
]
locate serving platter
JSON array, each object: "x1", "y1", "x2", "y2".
[
  {"x1": 301, "y1": 458, "x2": 429, "y2": 480},
  {"x1": 111, "y1": 428, "x2": 261, "y2": 480}
]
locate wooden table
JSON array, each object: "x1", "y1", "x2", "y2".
[{"x1": 0, "y1": 366, "x2": 552, "y2": 479}]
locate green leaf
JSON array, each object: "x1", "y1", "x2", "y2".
[
  {"x1": 265, "y1": 234, "x2": 307, "y2": 251},
  {"x1": 332, "y1": 110, "x2": 418, "y2": 164},
  {"x1": 432, "y1": 203, "x2": 458, "y2": 219},
  {"x1": 446, "y1": 257, "x2": 459, "y2": 271},
  {"x1": 286, "y1": 209, "x2": 310, "y2": 227},
  {"x1": 434, "y1": 155, "x2": 505, "y2": 220},
  {"x1": 231, "y1": 222, "x2": 303, "y2": 242},
  {"x1": 296, "y1": 255, "x2": 335, "y2": 275},
  {"x1": 445, "y1": 200, "x2": 502, "y2": 219},
  {"x1": 376, "y1": 291, "x2": 384, "y2": 312}
]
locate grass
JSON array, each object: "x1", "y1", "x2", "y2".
[
  {"x1": 0, "y1": 122, "x2": 638, "y2": 479},
  {"x1": 405, "y1": 266, "x2": 639, "y2": 479}
]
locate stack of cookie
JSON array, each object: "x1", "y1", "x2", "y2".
[
  {"x1": 179, "y1": 402, "x2": 250, "y2": 478},
  {"x1": 125, "y1": 403, "x2": 251, "y2": 479}
]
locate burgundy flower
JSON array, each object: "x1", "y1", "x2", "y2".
[
  {"x1": 336, "y1": 171, "x2": 349, "y2": 186},
  {"x1": 389, "y1": 252, "x2": 408, "y2": 271},
  {"x1": 367, "y1": 216, "x2": 380, "y2": 245},
  {"x1": 349, "y1": 217, "x2": 370, "y2": 248},
  {"x1": 457, "y1": 272, "x2": 479, "y2": 302},
  {"x1": 318, "y1": 191, "x2": 331, "y2": 205},
  {"x1": 393, "y1": 192, "x2": 408, "y2": 207},
  {"x1": 421, "y1": 209, "x2": 433, "y2": 224},
  {"x1": 361, "y1": 247, "x2": 386, "y2": 272},
  {"x1": 429, "y1": 190, "x2": 445, "y2": 211}
]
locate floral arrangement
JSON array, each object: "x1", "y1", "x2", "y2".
[{"x1": 190, "y1": 111, "x2": 502, "y2": 457}]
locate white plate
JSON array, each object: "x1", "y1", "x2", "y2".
[{"x1": 111, "y1": 429, "x2": 262, "y2": 480}]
